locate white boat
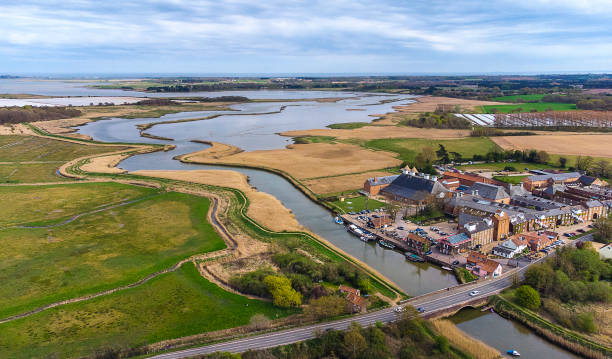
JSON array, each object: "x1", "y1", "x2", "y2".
[
  {"x1": 347, "y1": 224, "x2": 364, "y2": 237},
  {"x1": 506, "y1": 349, "x2": 520, "y2": 356},
  {"x1": 441, "y1": 266, "x2": 452, "y2": 271},
  {"x1": 334, "y1": 216, "x2": 343, "y2": 224}
]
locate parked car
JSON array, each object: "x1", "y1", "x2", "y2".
[
  {"x1": 452, "y1": 260, "x2": 460, "y2": 265},
  {"x1": 425, "y1": 250, "x2": 433, "y2": 255},
  {"x1": 564, "y1": 233, "x2": 571, "y2": 237},
  {"x1": 577, "y1": 229, "x2": 585, "y2": 233},
  {"x1": 469, "y1": 290, "x2": 480, "y2": 297},
  {"x1": 397, "y1": 226, "x2": 405, "y2": 230}
]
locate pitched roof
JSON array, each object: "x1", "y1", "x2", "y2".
[
  {"x1": 346, "y1": 292, "x2": 367, "y2": 308},
  {"x1": 527, "y1": 172, "x2": 581, "y2": 182},
  {"x1": 366, "y1": 175, "x2": 399, "y2": 186},
  {"x1": 470, "y1": 182, "x2": 509, "y2": 200},
  {"x1": 381, "y1": 173, "x2": 448, "y2": 201},
  {"x1": 467, "y1": 251, "x2": 487, "y2": 264},
  {"x1": 339, "y1": 285, "x2": 359, "y2": 296},
  {"x1": 480, "y1": 259, "x2": 502, "y2": 274}
]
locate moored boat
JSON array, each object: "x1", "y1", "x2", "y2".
[
  {"x1": 506, "y1": 350, "x2": 520, "y2": 356},
  {"x1": 441, "y1": 266, "x2": 452, "y2": 271},
  {"x1": 405, "y1": 253, "x2": 424, "y2": 262},
  {"x1": 378, "y1": 240, "x2": 396, "y2": 249},
  {"x1": 334, "y1": 216, "x2": 343, "y2": 224}
]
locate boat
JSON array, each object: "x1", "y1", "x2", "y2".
[
  {"x1": 347, "y1": 224, "x2": 364, "y2": 237},
  {"x1": 506, "y1": 350, "x2": 520, "y2": 356},
  {"x1": 334, "y1": 216, "x2": 343, "y2": 224},
  {"x1": 359, "y1": 235, "x2": 369, "y2": 242},
  {"x1": 405, "y1": 253, "x2": 424, "y2": 262},
  {"x1": 441, "y1": 266, "x2": 453, "y2": 271},
  {"x1": 378, "y1": 240, "x2": 396, "y2": 249}
]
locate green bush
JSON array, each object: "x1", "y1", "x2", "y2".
[{"x1": 515, "y1": 285, "x2": 541, "y2": 310}]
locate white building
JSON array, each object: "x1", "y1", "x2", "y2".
[{"x1": 492, "y1": 237, "x2": 528, "y2": 258}]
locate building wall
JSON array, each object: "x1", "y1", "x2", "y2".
[{"x1": 469, "y1": 227, "x2": 494, "y2": 247}]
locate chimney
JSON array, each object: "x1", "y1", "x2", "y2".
[
  {"x1": 402, "y1": 169, "x2": 408, "y2": 175},
  {"x1": 409, "y1": 171, "x2": 415, "y2": 176},
  {"x1": 423, "y1": 174, "x2": 430, "y2": 180},
  {"x1": 431, "y1": 175, "x2": 438, "y2": 182},
  {"x1": 472, "y1": 189, "x2": 479, "y2": 196}
]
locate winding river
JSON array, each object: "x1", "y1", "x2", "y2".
[{"x1": 2, "y1": 80, "x2": 581, "y2": 357}]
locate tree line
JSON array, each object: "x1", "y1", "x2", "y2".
[{"x1": 0, "y1": 106, "x2": 81, "y2": 124}]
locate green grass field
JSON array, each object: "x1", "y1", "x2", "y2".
[
  {"x1": 481, "y1": 102, "x2": 576, "y2": 113},
  {"x1": 493, "y1": 175, "x2": 528, "y2": 184},
  {"x1": 0, "y1": 135, "x2": 131, "y2": 183},
  {"x1": 330, "y1": 195, "x2": 386, "y2": 213},
  {"x1": 0, "y1": 263, "x2": 296, "y2": 359},
  {"x1": 456, "y1": 161, "x2": 555, "y2": 171},
  {"x1": 0, "y1": 191, "x2": 226, "y2": 319},
  {"x1": 363, "y1": 137, "x2": 499, "y2": 164},
  {"x1": 326, "y1": 122, "x2": 371, "y2": 129},
  {"x1": 0, "y1": 182, "x2": 157, "y2": 227}
]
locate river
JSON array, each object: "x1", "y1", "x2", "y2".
[
  {"x1": 2, "y1": 80, "x2": 573, "y2": 356},
  {"x1": 451, "y1": 308, "x2": 580, "y2": 359}
]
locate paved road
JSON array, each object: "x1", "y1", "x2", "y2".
[{"x1": 149, "y1": 234, "x2": 590, "y2": 359}]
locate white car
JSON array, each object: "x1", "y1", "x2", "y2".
[
  {"x1": 394, "y1": 306, "x2": 404, "y2": 313},
  {"x1": 469, "y1": 290, "x2": 480, "y2": 297}
]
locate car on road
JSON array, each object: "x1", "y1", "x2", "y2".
[
  {"x1": 394, "y1": 306, "x2": 404, "y2": 313},
  {"x1": 469, "y1": 290, "x2": 480, "y2": 297},
  {"x1": 417, "y1": 307, "x2": 425, "y2": 313}
]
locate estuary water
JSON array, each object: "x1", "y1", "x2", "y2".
[{"x1": 2, "y1": 80, "x2": 575, "y2": 357}]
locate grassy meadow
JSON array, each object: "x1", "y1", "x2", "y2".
[
  {"x1": 0, "y1": 263, "x2": 296, "y2": 359},
  {"x1": 330, "y1": 195, "x2": 386, "y2": 213},
  {"x1": 493, "y1": 175, "x2": 528, "y2": 184},
  {"x1": 0, "y1": 182, "x2": 156, "y2": 227},
  {"x1": 0, "y1": 191, "x2": 225, "y2": 318},
  {"x1": 363, "y1": 137, "x2": 499, "y2": 164},
  {"x1": 0, "y1": 135, "x2": 130, "y2": 183}
]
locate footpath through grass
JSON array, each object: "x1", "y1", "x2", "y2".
[
  {"x1": 0, "y1": 262, "x2": 296, "y2": 359},
  {"x1": 0, "y1": 191, "x2": 226, "y2": 319},
  {"x1": 363, "y1": 137, "x2": 499, "y2": 164}
]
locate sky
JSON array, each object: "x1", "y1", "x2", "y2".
[{"x1": 1, "y1": 0, "x2": 611, "y2": 75}]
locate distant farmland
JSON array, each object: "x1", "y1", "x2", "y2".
[{"x1": 481, "y1": 102, "x2": 576, "y2": 113}]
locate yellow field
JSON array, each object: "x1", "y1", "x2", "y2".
[
  {"x1": 492, "y1": 133, "x2": 612, "y2": 158},
  {"x1": 180, "y1": 142, "x2": 402, "y2": 180}
]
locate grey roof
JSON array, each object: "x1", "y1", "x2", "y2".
[
  {"x1": 585, "y1": 200, "x2": 603, "y2": 208},
  {"x1": 492, "y1": 246, "x2": 514, "y2": 255},
  {"x1": 543, "y1": 184, "x2": 566, "y2": 196},
  {"x1": 381, "y1": 174, "x2": 448, "y2": 201},
  {"x1": 470, "y1": 182, "x2": 509, "y2": 200},
  {"x1": 508, "y1": 184, "x2": 529, "y2": 197},
  {"x1": 366, "y1": 175, "x2": 399, "y2": 186},
  {"x1": 528, "y1": 172, "x2": 581, "y2": 182},
  {"x1": 463, "y1": 220, "x2": 493, "y2": 234},
  {"x1": 511, "y1": 194, "x2": 565, "y2": 211},
  {"x1": 579, "y1": 175, "x2": 598, "y2": 186}
]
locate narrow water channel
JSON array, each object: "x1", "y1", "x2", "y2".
[{"x1": 451, "y1": 308, "x2": 580, "y2": 359}]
